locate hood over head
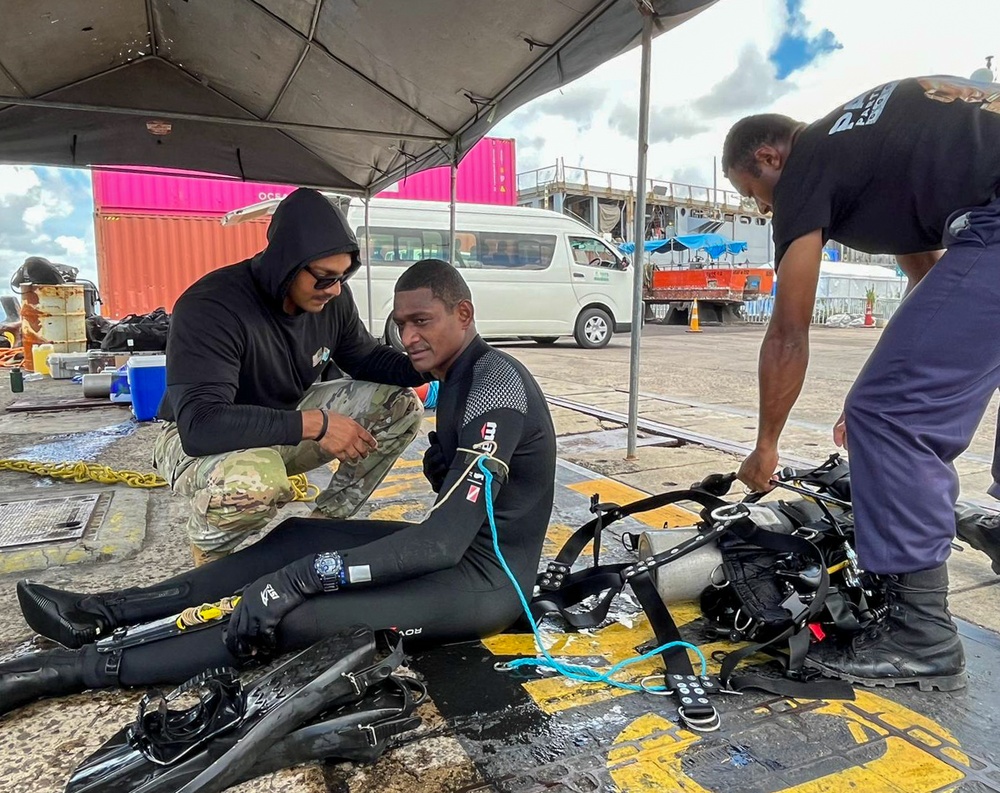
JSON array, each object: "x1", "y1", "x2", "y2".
[{"x1": 251, "y1": 188, "x2": 361, "y2": 302}]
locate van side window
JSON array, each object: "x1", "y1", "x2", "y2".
[
  {"x1": 569, "y1": 237, "x2": 622, "y2": 269},
  {"x1": 357, "y1": 227, "x2": 555, "y2": 271}
]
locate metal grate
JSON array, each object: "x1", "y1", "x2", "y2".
[{"x1": 0, "y1": 494, "x2": 101, "y2": 549}]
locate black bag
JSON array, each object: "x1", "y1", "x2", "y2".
[{"x1": 101, "y1": 308, "x2": 170, "y2": 352}]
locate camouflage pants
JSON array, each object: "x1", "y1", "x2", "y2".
[{"x1": 153, "y1": 380, "x2": 423, "y2": 558}]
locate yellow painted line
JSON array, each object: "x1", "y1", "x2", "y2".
[
  {"x1": 567, "y1": 479, "x2": 697, "y2": 528},
  {"x1": 391, "y1": 458, "x2": 424, "y2": 469},
  {"x1": 373, "y1": 480, "x2": 428, "y2": 499},
  {"x1": 606, "y1": 692, "x2": 970, "y2": 793},
  {"x1": 381, "y1": 471, "x2": 427, "y2": 484},
  {"x1": 366, "y1": 501, "x2": 425, "y2": 522}
]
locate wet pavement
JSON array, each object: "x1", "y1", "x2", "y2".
[{"x1": 1, "y1": 329, "x2": 999, "y2": 792}]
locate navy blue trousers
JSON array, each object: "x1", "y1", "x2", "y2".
[{"x1": 845, "y1": 198, "x2": 1000, "y2": 573}]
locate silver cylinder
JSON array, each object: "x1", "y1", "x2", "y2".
[
  {"x1": 82, "y1": 372, "x2": 114, "y2": 398},
  {"x1": 637, "y1": 527, "x2": 724, "y2": 605}
]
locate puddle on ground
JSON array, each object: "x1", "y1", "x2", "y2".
[{"x1": 14, "y1": 421, "x2": 138, "y2": 465}]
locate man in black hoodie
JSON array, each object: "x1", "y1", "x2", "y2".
[{"x1": 155, "y1": 189, "x2": 426, "y2": 566}]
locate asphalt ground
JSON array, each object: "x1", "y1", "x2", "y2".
[{"x1": 0, "y1": 322, "x2": 997, "y2": 792}]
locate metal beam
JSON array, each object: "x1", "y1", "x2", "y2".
[
  {"x1": 245, "y1": 0, "x2": 450, "y2": 138},
  {"x1": 545, "y1": 395, "x2": 820, "y2": 469},
  {"x1": 626, "y1": 11, "x2": 652, "y2": 459},
  {"x1": 265, "y1": 0, "x2": 324, "y2": 121},
  {"x1": 0, "y1": 95, "x2": 449, "y2": 142},
  {"x1": 0, "y1": 57, "x2": 27, "y2": 98},
  {"x1": 374, "y1": 0, "x2": 619, "y2": 191},
  {"x1": 144, "y1": 0, "x2": 159, "y2": 57}
]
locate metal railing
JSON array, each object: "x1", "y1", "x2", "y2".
[
  {"x1": 517, "y1": 162, "x2": 756, "y2": 215},
  {"x1": 743, "y1": 296, "x2": 903, "y2": 326}
]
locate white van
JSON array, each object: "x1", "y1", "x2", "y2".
[{"x1": 224, "y1": 196, "x2": 634, "y2": 349}]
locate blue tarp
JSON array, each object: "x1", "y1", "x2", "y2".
[
  {"x1": 703, "y1": 241, "x2": 749, "y2": 259},
  {"x1": 619, "y1": 235, "x2": 748, "y2": 259}
]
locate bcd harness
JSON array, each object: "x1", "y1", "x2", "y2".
[{"x1": 530, "y1": 455, "x2": 874, "y2": 731}]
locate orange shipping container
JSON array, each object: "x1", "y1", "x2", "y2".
[{"x1": 94, "y1": 213, "x2": 270, "y2": 318}]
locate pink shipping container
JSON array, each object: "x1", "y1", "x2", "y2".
[
  {"x1": 93, "y1": 137, "x2": 516, "y2": 317},
  {"x1": 95, "y1": 213, "x2": 270, "y2": 318},
  {"x1": 376, "y1": 138, "x2": 516, "y2": 205},
  {"x1": 92, "y1": 138, "x2": 516, "y2": 215},
  {"x1": 93, "y1": 169, "x2": 296, "y2": 216}
]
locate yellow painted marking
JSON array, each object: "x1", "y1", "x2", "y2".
[
  {"x1": 381, "y1": 471, "x2": 426, "y2": 484},
  {"x1": 373, "y1": 480, "x2": 428, "y2": 499},
  {"x1": 391, "y1": 458, "x2": 424, "y2": 469},
  {"x1": 567, "y1": 479, "x2": 697, "y2": 528},
  {"x1": 606, "y1": 696, "x2": 969, "y2": 793},
  {"x1": 366, "y1": 502, "x2": 424, "y2": 522},
  {"x1": 326, "y1": 456, "x2": 423, "y2": 476}
]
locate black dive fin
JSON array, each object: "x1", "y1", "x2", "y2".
[{"x1": 66, "y1": 626, "x2": 403, "y2": 793}]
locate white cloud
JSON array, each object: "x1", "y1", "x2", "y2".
[
  {"x1": 56, "y1": 235, "x2": 87, "y2": 257},
  {"x1": 497, "y1": 0, "x2": 1000, "y2": 192},
  {"x1": 22, "y1": 191, "x2": 73, "y2": 231},
  {"x1": 0, "y1": 166, "x2": 40, "y2": 201}
]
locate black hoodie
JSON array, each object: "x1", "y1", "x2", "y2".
[{"x1": 158, "y1": 188, "x2": 422, "y2": 458}]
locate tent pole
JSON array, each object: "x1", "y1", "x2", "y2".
[
  {"x1": 363, "y1": 193, "x2": 374, "y2": 334},
  {"x1": 627, "y1": 10, "x2": 654, "y2": 459},
  {"x1": 450, "y1": 147, "x2": 459, "y2": 265}
]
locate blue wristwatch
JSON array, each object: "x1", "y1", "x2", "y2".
[{"x1": 313, "y1": 551, "x2": 346, "y2": 592}]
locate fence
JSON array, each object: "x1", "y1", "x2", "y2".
[
  {"x1": 517, "y1": 162, "x2": 752, "y2": 214},
  {"x1": 743, "y1": 296, "x2": 903, "y2": 326}
]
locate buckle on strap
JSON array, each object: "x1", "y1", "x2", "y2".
[
  {"x1": 538, "y1": 561, "x2": 571, "y2": 591},
  {"x1": 663, "y1": 674, "x2": 723, "y2": 733}
]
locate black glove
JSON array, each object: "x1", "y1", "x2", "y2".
[
  {"x1": 422, "y1": 430, "x2": 449, "y2": 493},
  {"x1": 225, "y1": 555, "x2": 322, "y2": 658}
]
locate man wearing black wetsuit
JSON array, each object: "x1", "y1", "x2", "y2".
[
  {"x1": 155, "y1": 188, "x2": 426, "y2": 567},
  {"x1": 3, "y1": 259, "x2": 557, "y2": 716}
]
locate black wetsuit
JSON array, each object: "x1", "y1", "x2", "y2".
[{"x1": 83, "y1": 337, "x2": 556, "y2": 687}]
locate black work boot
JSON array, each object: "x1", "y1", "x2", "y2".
[
  {"x1": 0, "y1": 646, "x2": 114, "y2": 718},
  {"x1": 17, "y1": 580, "x2": 191, "y2": 649},
  {"x1": 805, "y1": 564, "x2": 966, "y2": 692},
  {"x1": 954, "y1": 502, "x2": 1000, "y2": 574}
]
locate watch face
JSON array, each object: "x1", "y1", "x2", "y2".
[{"x1": 316, "y1": 554, "x2": 342, "y2": 577}]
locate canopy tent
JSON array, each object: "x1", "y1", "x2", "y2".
[
  {"x1": 0, "y1": 0, "x2": 716, "y2": 194},
  {"x1": 0, "y1": 0, "x2": 719, "y2": 460}
]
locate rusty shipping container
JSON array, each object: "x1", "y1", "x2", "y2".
[{"x1": 95, "y1": 213, "x2": 269, "y2": 318}]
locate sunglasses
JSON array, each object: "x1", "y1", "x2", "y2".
[{"x1": 304, "y1": 263, "x2": 354, "y2": 290}]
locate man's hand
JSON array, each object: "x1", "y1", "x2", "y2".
[
  {"x1": 422, "y1": 430, "x2": 448, "y2": 493},
  {"x1": 224, "y1": 555, "x2": 322, "y2": 657},
  {"x1": 833, "y1": 410, "x2": 848, "y2": 448},
  {"x1": 738, "y1": 447, "x2": 779, "y2": 492},
  {"x1": 318, "y1": 413, "x2": 378, "y2": 463}
]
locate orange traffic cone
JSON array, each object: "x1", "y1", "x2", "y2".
[{"x1": 686, "y1": 300, "x2": 703, "y2": 333}]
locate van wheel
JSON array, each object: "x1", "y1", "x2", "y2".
[
  {"x1": 574, "y1": 308, "x2": 612, "y2": 349},
  {"x1": 531, "y1": 337, "x2": 559, "y2": 345},
  {"x1": 384, "y1": 318, "x2": 404, "y2": 352}
]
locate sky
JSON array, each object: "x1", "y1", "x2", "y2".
[{"x1": 1, "y1": 0, "x2": 999, "y2": 291}]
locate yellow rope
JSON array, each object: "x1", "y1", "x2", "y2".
[
  {"x1": 177, "y1": 595, "x2": 242, "y2": 629},
  {"x1": 0, "y1": 459, "x2": 317, "y2": 502}
]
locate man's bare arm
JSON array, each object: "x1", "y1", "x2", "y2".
[{"x1": 737, "y1": 230, "x2": 823, "y2": 490}]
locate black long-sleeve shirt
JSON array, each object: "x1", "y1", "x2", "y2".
[{"x1": 158, "y1": 189, "x2": 423, "y2": 457}]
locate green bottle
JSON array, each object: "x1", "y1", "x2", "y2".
[{"x1": 10, "y1": 366, "x2": 24, "y2": 393}]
